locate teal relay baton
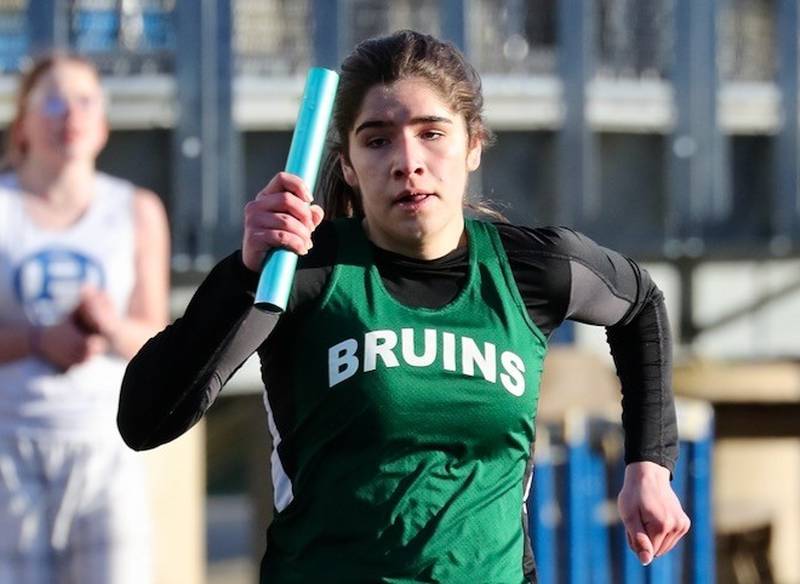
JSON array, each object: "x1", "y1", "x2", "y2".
[{"x1": 254, "y1": 68, "x2": 339, "y2": 311}]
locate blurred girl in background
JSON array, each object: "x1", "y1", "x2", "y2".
[{"x1": 0, "y1": 54, "x2": 169, "y2": 583}]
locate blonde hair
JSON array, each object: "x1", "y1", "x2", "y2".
[{"x1": 1, "y1": 53, "x2": 103, "y2": 171}]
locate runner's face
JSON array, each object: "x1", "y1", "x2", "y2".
[
  {"x1": 341, "y1": 77, "x2": 481, "y2": 258},
  {"x1": 21, "y1": 61, "x2": 108, "y2": 165}
]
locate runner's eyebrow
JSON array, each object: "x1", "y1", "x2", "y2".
[{"x1": 354, "y1": 116, "x2": 453, "y2": 135}]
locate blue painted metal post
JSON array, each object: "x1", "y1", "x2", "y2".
[
  {"x1": 531, "y1": 429, "x2": 557, "y2": 584},
  {"x1": 172, "y1": 0, "x2": 204, "y2": 269},
  {"x1": 669, "y1": 0, "x2": 699, "y2": 246},
  {"x1": 172, "y1": 0, "x2": 237, "y2": 270},
  {"x1": 588, "y1": 450, "x2": 611, "y2": 584},
  {"x1": 620, "y1": 524, "x2": 646, "y2": 584},
  {"x1": 773, "y1": 0, "x2": 799, "y2": 249},
  {"x1": 557, "y1": 0, "x2": 597, "y2": 228},
  {"x1": 646, "y1": 545, "x2": 674, "y2": 583},
  {"x1": 439, "y1": 0, "x2": 467, "y2": 53},
  {"x1": 667, "y1": 441, "x2": 690, "y2": 582},
  {"x1": 688, "y1": 422, "x2": 715, "y2": 584},
  {"x1": 611, "y1": 439, "x2": 644, "y2": 584},
  {"x1": 213, "y1": 0, "x2": 243, "y2": 257},
  {"x1": 566, "y1": 414, "x2": 591, "y2": 584},
  {"x1": 311, "y1": 0, "x2": 340, "y2": 70},
  {"x1": 196, "y1": 0, "x2": 222, "y2": 266},
  {"x1": 668, "y1": 0, "x2": 727, "y2": 249},
  {"x1": 707, "y1": 0, "x2": 731, "y2": 235},
  {"x1": 27, "y1": 0, "x2": 68, "y2": 53}
]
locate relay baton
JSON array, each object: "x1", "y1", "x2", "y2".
[{"x1": 254, "y1": 68, "x2": 339, "y2": 311}]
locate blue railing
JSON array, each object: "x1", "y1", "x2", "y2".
[
  {"x1": 528, "y1": 400, "x2": 715, "y2": 583},
  {"x1": 2, "y1": 0, "x2": 797, "y2": 266},
  {"x1": 0, "y1": 6, "x2": 27, "y2": 72}
]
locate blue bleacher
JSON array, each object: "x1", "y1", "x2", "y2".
[{"x1": 528, "y1": 401, "x2": 714, "y2": 584}]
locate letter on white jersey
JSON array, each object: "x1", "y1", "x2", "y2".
[
  {"x1": 461, "y1": 337, "x2": 497, "y2": 382},
  {"x1": 329, "y1": 338, "x2": 359, "y2": 387},
  {"x1": 401, "y1": 328, "x2": 437, "y2": 367},
  {"x1": 500, "y1": 351, "x2": 526, "y2": 396},
  {"x1": 364, "y1": 330, "x2": 400, "y2": 371}
]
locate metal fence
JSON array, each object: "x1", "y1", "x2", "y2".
[
  {"x1": 69, "y1": 0, "x2": 175, "y2": 74},
  {"x1": 0, "y1": 0, "x2": 780, "y2": 79},
  {"x1": 596, "y1": 0, "x2": 673, "y2": 79},
  {"x1": 718, "y1": 0, "x2": 775, "y2": 82},
  {"x1": 469, "y1": 0, "x2": 556, "y2": 74},
  {"x1": 233, "y1": 0, "x2": 311, "y2": 76},
  {"x1": 344, "y1": 0, "x2": 441, "y2": 51},
  {"x1": 0, "y1": 0, "x2": 27, "y2": 72},
  {"x1": 1, "y1": 0, "x2": 797, "y2": 266}
]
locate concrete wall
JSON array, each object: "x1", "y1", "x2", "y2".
[{"x1": 142, "y1": 422, "x2": 206, "y2": 584}]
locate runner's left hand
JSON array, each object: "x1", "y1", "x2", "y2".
[{"x1": 617, "y1": 461, "x2": 691, "y2": 565}]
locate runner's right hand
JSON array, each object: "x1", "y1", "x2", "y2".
[{"x1": 242, "y1": 172, "x2": 325, "y2": 272}]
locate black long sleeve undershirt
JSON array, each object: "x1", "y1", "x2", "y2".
[
  {"x1": 118, "y1": 254, "x2": 272, "y2": 449},
  {"x1": 607, "y1": 290, "x2": 676, "y2": 470},
  {"x1": 118, "y1": 220, "x2": 677, "y2": 472}
]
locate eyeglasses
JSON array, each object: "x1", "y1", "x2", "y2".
[{"x1": 30, "y1": 93, "x2": 104, "y2": 118}]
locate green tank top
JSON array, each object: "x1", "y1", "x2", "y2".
[{"x1": 261, "y1": 218, "x2": 548, "y2": 584}]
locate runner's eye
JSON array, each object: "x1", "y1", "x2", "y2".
[
  {"x1": 366, "y1": 137, "x2": 389, "y2": 148},
  {"x1": 420, "y1": 130, "x2": 445, "y2": 141}
]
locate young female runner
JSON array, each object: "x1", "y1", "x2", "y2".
[{"x1": 120, "y1": 30, "x2": 688, "y2": 583}]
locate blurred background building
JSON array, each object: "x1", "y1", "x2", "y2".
[{"x1": 2, "y1": 1, "x2": 799, "y2": 583}]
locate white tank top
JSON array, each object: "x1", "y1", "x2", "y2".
[{"x1": 0, "y1": 171, "x2": 136, "y2": 438}]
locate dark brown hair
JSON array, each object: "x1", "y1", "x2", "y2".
[
  {"x1": 320, "y1": 29, "x2": 502, "y2": 220},
  {"x1": 1, "y1": 53, "x2": 102, "y2": 170}
]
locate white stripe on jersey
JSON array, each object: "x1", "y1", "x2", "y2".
[{"x1": 262, "y1": 391, "x2": 294, "y2": 512}]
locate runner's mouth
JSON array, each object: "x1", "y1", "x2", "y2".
[{"x1": 394, "y1": 191, "x2": 434, "y2": 206}]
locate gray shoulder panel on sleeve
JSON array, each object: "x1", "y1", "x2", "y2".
[{"x1": 566, "y1": 260, "x2": 631, "y2": 326}]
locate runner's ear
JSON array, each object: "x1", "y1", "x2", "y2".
[
  {"x1": 340, "y1": 154, "x2": 359, "y2": 188},
  {"x1": 467, "y1": 140, "x2": 481, "y2": 172}
]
